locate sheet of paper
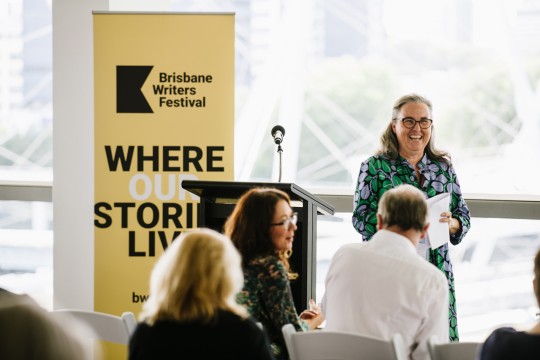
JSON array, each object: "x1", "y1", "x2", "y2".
[
  {"x1": 416, "y1": 236, "x2": 430, "y2": 259},
  {"x1": 426, "y1": 192, "x2": 450, "y2": 249}
]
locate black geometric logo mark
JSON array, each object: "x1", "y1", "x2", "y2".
[{"x1": 116, "y1": 65, "x2": 154, "y2": 113}]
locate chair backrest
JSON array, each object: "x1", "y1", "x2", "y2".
[
  {"x1": 428, "y1": 336, "x2": 481, "y2": 360},
  {"x1": 282, "y1": 324, "x2": 408, "y2": 360},
  {"x1": 50, "y1": 309, "x2": 137, "y2": 345}
]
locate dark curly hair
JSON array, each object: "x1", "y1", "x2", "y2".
[{"x1": 224, "y1": 187, "x2": 296, "y2": 278}]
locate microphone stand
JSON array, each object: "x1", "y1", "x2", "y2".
[
  {"x1": 276, "y1": 143, "x2": 283, "y2": 182},
  {"x1": 271, "y1": 125, "x2": 285, "y2": 183}
]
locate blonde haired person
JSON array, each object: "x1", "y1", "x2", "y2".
[{"x1": 128, "y1": 228, "x2": 274, "y2": 360}]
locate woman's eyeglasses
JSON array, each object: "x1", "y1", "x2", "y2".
[
  {"x1": 271, "y1": 212, "x2": 298, "y2": 230},
  {"x1": 399, "y1": 117, "x2": 433, "y2": 129}
]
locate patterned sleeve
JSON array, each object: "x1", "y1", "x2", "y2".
[
  {"x1": 260, "y1": 257, "x2": 309, "y2": 333},
  {"x1": 447, "y1": 163, "x2": 471, "y2": 245},
  {"x1": 352, "y1": 156, "x2": 383, "y2": 241}
]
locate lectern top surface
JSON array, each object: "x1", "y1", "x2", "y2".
[{"x1": 181, "y1": 180, "x2": 334, "y2": 215}]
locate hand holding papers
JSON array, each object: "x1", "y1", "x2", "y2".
[{"x1": 426, "y1": 193, "x2": 451, "y2": 249}]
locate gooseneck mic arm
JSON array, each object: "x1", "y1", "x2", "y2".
[{"x1": 271, "y1": 125, "x2": 285, "y2": 182}]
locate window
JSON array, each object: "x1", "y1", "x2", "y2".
[
  {"x1": 164, "y1": 0, "x2": 540, "y2": 196},
  {"x1": 0, "y1": 0, "x2": 52, "y2": 307},
  {"x1": 2, "y1": 0, "x2": 540, "y2": 343}
]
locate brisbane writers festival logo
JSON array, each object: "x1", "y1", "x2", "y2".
[
  {"x1": 116, "y1": 65, "x2": 154, "y2": 113},
  {"x1": 116, "y1": 65, "x2": 210, "y2": 113}
]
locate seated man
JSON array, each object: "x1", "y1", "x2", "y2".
[{"x1": 321, "y1": 184, "x2": 448, "y2": 360}]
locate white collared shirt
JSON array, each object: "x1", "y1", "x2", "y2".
[{"x1": 321, "y1": 229, "x2": 449, "y2": 360}]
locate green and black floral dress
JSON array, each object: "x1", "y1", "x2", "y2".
[
  {"x1": 236, "y1": 255, "x2": 308, "y2": 359},
  {"x1": 352, "y1": 153, "x2": 471, "y2": 342}
]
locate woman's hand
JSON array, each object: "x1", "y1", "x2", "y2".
[
  {"x1": 300, "y1": 299, "x2": 325, "y2": 329},
  {"x1": 299, "y1": 310, "x2": 318, "y2": 319},
  {"x1": 299, "y1": 299, "x2": 320, "y2": 319},
  {"x1": 440, "y1": 211, "x2": 460, "y2": 235}
]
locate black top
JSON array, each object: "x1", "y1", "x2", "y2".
[
  {"x1": 128, "y1": 309, "x2": 275, "y2": 360},
  {"x1": 478, "y1": 327, "x2": 540, "y2": 360}
]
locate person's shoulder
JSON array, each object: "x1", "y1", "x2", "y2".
[
  {"x1": 217, "y1": 308, "x2": 245, "y2": 322},
  {"x1": 0, "y1": 288, "x2": 39, "y2": 309},
  {"x1": 490, "y1": 326, "x2": 518, "y2": 335},
  {"x1": 334, "y1": 242, "x2": 365, "y2": 257},
  {"x1": 249, "y1": 254, "x2": 282, "y2": 268},
  {"x1": 479, "y1": 327, "x2": 520, "y2": 359},
  {"x1": 362, "y1": 154, "x2": 377, "y2": 162},
  {"x1": 0, "y1": 292, "x2": 94, "y2": 359},
  {"x1": 401, "y1": 252, "x2": 448, "y2": 287},
  {"x1": 130, "y1": 320, "x2": 152, "y2": 345},
  {"x1": 132, "y1": 320, "x2": 152, "y2": 335},
  {"x1": 330, "y1": 244, "x2": 368, "y2": 269},
  {"x1": 217, "y1": 311, "x2": 268, "y2": 344},
  {"x1": 0, "y1": 289, "x2": 54, "y2": 326},
  {"x1": 218, "y1": 310, "x2": 260, "y2": 330},
  {"x1": 247, "y1": 255, "x2": 287, "y2": 278},
  {"x1": 370, "y1": 154, "x2": 401, "y2": 167},
  {"x1": 421, "y1": 259, "x2": 447, "y2": 281},
  {"x1": 485, "y1": 326, "x2": 540, "y2": 342},
  {"x1": 425, "y1": 154, "x2": 453, "y2": 168},
  {"x1": 364, "y1": 154, "x2": 392, "y2": 163}
]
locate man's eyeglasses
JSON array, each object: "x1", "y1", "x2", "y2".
[
  {"x1": 399, "y1": 117, "x2": 433, "y2": 129},
  {"x1": 271, "y1": 212, "x2": 298, "y2": 230}
]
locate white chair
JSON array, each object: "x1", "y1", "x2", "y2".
[
  {"x1": 50, "y1": 309, "x2": 137, "y2": 345},
  {"x1": 282, "y1": 323, "x2": 408, "y2": 360},
  {"x1": 427, "y1": 335, "x2": 481, "y2": 360}
]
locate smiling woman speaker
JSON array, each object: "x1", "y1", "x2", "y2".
[{"x1": 351, "y1": 93, "x2": 471, "y2": 342}]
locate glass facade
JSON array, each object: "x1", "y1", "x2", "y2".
[{"x1": 1, "y1": 0, "x2": 539, "y2": 343}]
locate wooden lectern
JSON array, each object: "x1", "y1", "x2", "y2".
[{"x1": 181, "y1": 180, "x2": 335, "y2": 313}]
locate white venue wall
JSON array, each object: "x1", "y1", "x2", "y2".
[{"x1": 53, "y1": 0, "x2": 108, "y2": 310}]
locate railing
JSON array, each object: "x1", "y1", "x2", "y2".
[
  {"x1": 0, "y1": 181, "x2": 53, "y2": 202},
  {"x1": 1, "y1": 182, "x2": 540, "y2": 220},
  {"x1": 315, "y1": 192, "x2": 540, "y2": 219}
]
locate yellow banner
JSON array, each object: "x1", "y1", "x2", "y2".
[{"x1": 93, "y1": 11, "x2": 234, "y2": 322}]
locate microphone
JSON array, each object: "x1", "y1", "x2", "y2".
[{"x1": 271, "y1": 125, "x2": 285, "y2": 145}]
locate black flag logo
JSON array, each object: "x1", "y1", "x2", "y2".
[{"x1": 116, "y1": 66, "x2": 153, "y2": 113}]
